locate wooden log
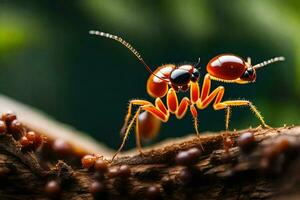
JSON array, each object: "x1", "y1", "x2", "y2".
[{"x1": 1, "y1": 121, "x2": 300, "y2": 200}]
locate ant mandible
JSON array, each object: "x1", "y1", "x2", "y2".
[{"x1": 89, "y1": 30, "x2": 285, "y2": 161}]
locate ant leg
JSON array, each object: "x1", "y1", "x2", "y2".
[
  {"x1": 197, "y1": 75, "x2": 269, "y2": 128},
  {"x1": 117, "y1": 98, "x2": 169, "y2": 160},
  {"x1": 215, "y1": 100, "x2": 270, "y2": 128},
  {"x1": 135, "y1": 114, "x2": 143, "y2": 154},
  {"x1": 189, "y1": 104, "x2": 204, "y2": 150},
  {"x1": 223, "y1": 106, "x2": 232, "y2": 152},
  {"x1": 225, "y1": 106, "x2": 232, "y2": 131},
  {"x1": 196, "y1": 74, "x2": 225, "y2": 110},
  {"x1": 112, "y1": 107, "x2": 142, "y2": 161},
  {"x1": 142, "y1": 104, "x2": 169, "y2": 122},
  {"x1": 134, "y1": 98, "x2": 167, "y2": 154},
  {"x1": 121, "y1": 100, "x2": 151, "y2": 135},
  {"x1": 175, "y1": 97, "x2": 191, "y2": 119},
  {"x1": 167, "y1": 88, "x2": 178, "y2": 113},
  {"x1": 249, "y1": 103, "x2": 270, "y2": 128},
  {"x1": 190, "y1": 81, "x2": 200, "y2": 104},
  {"x1": 190, "y1": 104, "x2": 199, "y2": 137}
]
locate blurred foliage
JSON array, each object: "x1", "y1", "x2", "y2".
[{"x1": 0, "y1": 0, "x2": 299, "y2": 149}]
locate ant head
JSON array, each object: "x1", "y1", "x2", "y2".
[
  {"x1": 170, "y1": 64, "x2": 200, "y2": 92},
  {"x1": 237, "y1": 56, "x2": 285, "y2": 84}
]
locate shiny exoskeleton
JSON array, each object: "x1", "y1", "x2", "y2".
[{"x1": 89, "y1": 30, "x2": 285, "y2": 161}]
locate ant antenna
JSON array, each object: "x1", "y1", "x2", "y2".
[
  {"x1": 89, "y1": 30, "x2": 168, "y2": 82},
  {"x1": 253, "y1": 56, "x2": 285, "y2": 69},
  {"x1": 195, "y1": 57, "x2": 201, "y2": 69}
]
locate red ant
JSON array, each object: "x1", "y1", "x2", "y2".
[{"x1": 89, "y1": 30, "x2": 285, "y2": 161}]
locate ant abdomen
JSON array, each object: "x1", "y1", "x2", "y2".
[{"x1": 136, "y1": 111, "x2": 161, "y2": 140}]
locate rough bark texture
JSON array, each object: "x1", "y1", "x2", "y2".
[
  {"x1": 0, "y1": 95, "x2": 114, "y2": 157},
  {"x1": 1, "y1": 124, "x2": 300, "y2": 200}
]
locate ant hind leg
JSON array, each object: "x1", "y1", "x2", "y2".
[
  {"x1": 135, "y1": 114, "x2": 143, "y2": 155},
  {"x1": 112, "y1": 107, "x2": 142, "y2": 162},
  {"x1": 121, "y1": 100, "x2": 151, "y2": 135}
]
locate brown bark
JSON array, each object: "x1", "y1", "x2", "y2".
[{"x1": 1, "y1": 124, "x2": 300, "y2": 200}]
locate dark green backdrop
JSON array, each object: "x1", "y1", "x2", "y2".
[{"x1": 0, "y1": 0, "x2": 299, "y2": 149}]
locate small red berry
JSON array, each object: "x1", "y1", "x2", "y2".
[
  {"x1": 177, "y1": 168, "x2": 193, "y2": 185},
  {"x1": 52, "y1": 139, "x2": 71, "y2": 156},
  {"x1": 263, "y1": 138, "x2": 290, "y2": 160},
  {"x1": 175, "y1": 151, "x2": 190, "y2": 165},
  {"x1": 26, "y1": 131, "x2": 36, "y2": 142},
  {"x1": 19, "y1": 136, "x2": 30, "y2": 147},
  {"x1": 175, "y1": 147, "x2": 201, "y2": 166},
  {"x1": 81, "y1": 154, "x2": 96, "y2": 169},
  {"x1": 45, "y1": 180, "x2": 61, "y2": 197},
  {"x1": 1, "y1": 111, "x2": 17, "y2": 123},
  {"x1": 9, "y1": 119, "x2": 23, "y2": 133},
  {"x1": 187, "y1": 147, "x2": 201, "y2": 160},
  {"x1": 9, "y1": 120, "x2": 24, "y2": 139},
  {"x1": 94, "y1": 159, "x2": 108, "y2": 172},
  {"x1": 118, "y1": 165, "x2": 131, "y2": 178},
  {"x1": 0, "y1": 120, "x2": 7, "y2": 134},
  {"x1": 276, "y1": 138, "x2": 290, "y2": 152},
  {"x1": 89, "y1": 181, "x2": 105, "y2": 195},
  {"x1": 107, "y1": 167, "x2": 119, "y2": 178},
  {"x1": 146, "y1": 185, "x2": 161, "y2": 200},
  {"x1": 238, "y1": 132, "x2": 255, "y2": 151},
  {"x1": 33, "y1": 133, "x2": 43, "y2": 149}
]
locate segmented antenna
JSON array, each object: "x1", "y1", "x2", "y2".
[
  {"x1": 195, "y1": 57, "x2": 201, "y2": 69},
  {"x1": 89, "y1": 30, "x2": 168, "y2": 82},
  {"x1": 253, "y1": 56, "x2": 285, "y2": 69}
]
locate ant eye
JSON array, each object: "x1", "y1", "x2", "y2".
[
  {"x1": 191, "y1": 70, "x2": 200, "y2": 82},
  {"x1": 247, "y1": 68, "x2": 254, "y2": 75},
  {"x1": 240, "y1": 68, "x2": 256, "y2": 81},
  {"x1": 170, "y1": 69, "x2": 191, "y2": 86},
  {"x1": 241, "y1": 71, "x2": 250, "y2": 79}
]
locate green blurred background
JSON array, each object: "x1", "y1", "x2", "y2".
[{"x1": 0, "y1": 0, "x2": 299, "y2": 150}]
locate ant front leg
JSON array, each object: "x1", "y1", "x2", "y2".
[
  {"x1": 189, "y1": 104, "x2": 204, "y2": 150},
  {"x1": 173, "y1": 88, "x2": 203, "y2": 150},
  {"x1": 189, "y1": 82, "x2": 204, "y2": 150},
  {"x1": 198, "y1": 74, "x2": 270, "y2": 131},
  {"x1": 190, "y1": 82, "x2": 202, "y2": 138}
]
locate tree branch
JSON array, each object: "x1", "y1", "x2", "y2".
[{"x1": 1, "y1": 121, "x2": 300, "y2": 199}]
